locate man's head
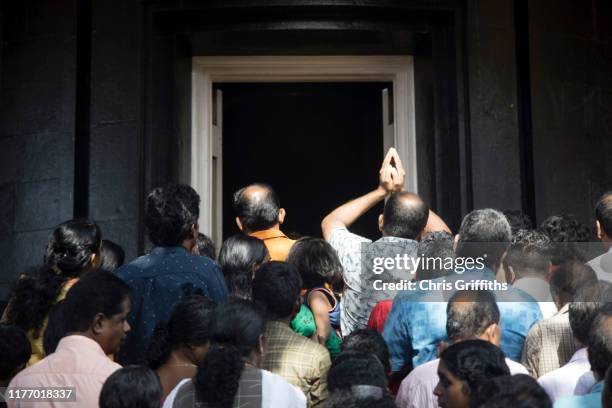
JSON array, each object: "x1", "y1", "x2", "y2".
[
  {"x1": 502, "y1": 210, "x2": 534, "y2": 238},
  {"x1": 504, "y1": 230, "x2": 551, "y2": 284},
  {"x1": 416, "y1": 231, "x2": 455, "y2": 281},
  {"x1": 233, "y1": 183, "x2": 283, "y2": 233},
  {"x1": 455, "y1": 209, "x2": 511, "y2": 269},
  {"x1": 434, "y1": 339, "x2": 510, "y2": 408},
  {"x1": 569, "y1": 280, "x2": 612, "y2": 347},
  {"x1": 596, "y1": 192, "x2": 612, "y2": 244},
  {"x1": 470, "y1": 374, "x2": 552, "y2": 408},
  {"x1": 588, "y1": 304, "x2": 612, "y2": 381},
  {"x1": 341, "y1": 328, "x2": 391, "y2": 373},
  {"x1": 446, "y1": 290, "x2": 500, "y2": 346},
  {"x1": 327, "y1": 351, "x2": 388, "y2": 393},
  {"x1": 62, "y1": 270, "x2": 132, "y2": 355},
  {"x1": 550, "y1": 260, "x2": 597, "y2": 309},
  {"x1": 379, "y1": 192, "x2": 429, "y2": 240},
  {"x1": 145, "y1": 184, "x2": 200, "y2": 248},
  {"x1": 252, "y1": 261, "x2": 302, "y2": 321},
  {"x1": 194, "y1": 233, "x2": 216, "y2": 260},
  {"x1": 538, "y1": 214, "x2": 592, "y2": 264}
]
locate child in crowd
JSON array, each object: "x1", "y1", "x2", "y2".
[{"x1": 287, "y1": 237, "x2": 343, "y2": 356}]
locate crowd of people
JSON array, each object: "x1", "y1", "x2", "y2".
[{"x1": 1, "y1": 147, "x2": 612, "y2": 408}]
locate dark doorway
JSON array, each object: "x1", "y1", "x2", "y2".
[{"x1": 219, "y1": 82, "x2": 389, "y2": 240}]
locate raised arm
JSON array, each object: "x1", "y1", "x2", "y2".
[{"x1": 321, "y1": 148, "x2": 404, "y2": 241}]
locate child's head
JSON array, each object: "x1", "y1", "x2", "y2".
[
  {"x1": 99, "y1": 365, "x2": 162, "y2": 408},
  {"x1": 287, "y1": 237, "x2": 343, "y2": 289},
  {"x1": 0, "y1": 324, "x2": 32, "y2": 386}
]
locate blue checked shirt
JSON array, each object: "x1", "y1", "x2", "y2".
[{"x1": 382, "y1": 268, "x2": 542, "y2": 371}]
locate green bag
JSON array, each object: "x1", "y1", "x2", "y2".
[{"x1": 291, "y1": 304, "x2": 342, "y2": 357}]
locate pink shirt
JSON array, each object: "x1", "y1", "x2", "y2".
[{"x1": 8, "y1": 335, "x2": 121, "y2": 408}]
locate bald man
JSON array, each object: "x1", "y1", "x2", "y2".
[
  {"x1": 233, "y1": 183, "x2": 296, "y2": 261},
  {"x1": 321, "y1": 148, "x2": 450, "y2": 335}
]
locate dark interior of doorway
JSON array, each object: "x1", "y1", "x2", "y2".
[{"x1": 219, "y1": 82, "x2": 390, "y2": 240}]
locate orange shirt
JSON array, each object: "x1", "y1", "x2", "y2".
[{"x1": 249, "y1": 229, "x2": 296, "y2": 261}]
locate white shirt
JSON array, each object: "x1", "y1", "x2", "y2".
[
  {"x1": 588, "y1": 247, "x2": 612, "y2": 282},
  {"x1": 163, "y1": 369, "x2": 306, "y2": 408},
  {"x1": 538, "y1": 347, "x2": 590, "y2": 403},
  {"x1": 513, "y1": 277, "x2": 557, "y2": 318},
  {"x1": 395, "y1": 357, "x2": 528, "y2": 408}
]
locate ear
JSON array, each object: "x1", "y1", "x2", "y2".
[
  {"x1": 482, "y1": 323, "x2": 500, "y2": 345},
  {"x1": 278, "y1": 208, "x2": 286, "y2": 224},
  {"x1": 596, "y1": 220, "x2": 603, "y2": 240},
  {"x1": 90, "y1": 252, "x2": 100, "y2": 268},
  {"x1": 91, "y1": 313, "x2": 106, "y2": 336},
  {"x1": 453, "y1": 234, "x2": 460, "y2": 252},
  {"x1": 235, "y1": 217, "x2": 244, "y2": 231},
  {"x1": 257, "y1": 334, "x2": 265, "y2": 356},
  {"x1": 505, "y1": 265, "x2": 516, "y2": 284},
  {"x1": 191, "y1": 223, "x2": 199, "y2": 239},
  {"x1": 378, "y1": 214, "x2": 384, "y2": 233}
]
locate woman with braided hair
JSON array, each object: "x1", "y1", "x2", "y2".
[{"x1": 2, "y1": 219, "x2": 101, "y2": 365}]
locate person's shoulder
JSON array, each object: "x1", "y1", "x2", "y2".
[
  {"x1": 328, "y1": 227, "x2": 371, "y2": 247},
  {"x1": 405, "y1": 358, "x2": 440, "y2": 383},
  {"x1": 115, "y1": 254, "x2": 154, "y2": 278},
  {"x1": 261, "y1": 369, "x2": 307, "y2": 402}
]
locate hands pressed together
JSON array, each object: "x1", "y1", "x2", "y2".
[{"x1": 379, "y1": 147, "x2": 406, "y2": 194}]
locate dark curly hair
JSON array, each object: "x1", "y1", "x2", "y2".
[
  {"x1": 252, "y1": 261, "x2": 302, "y2": 320},
  {"x1": 504, "y1": 229, "x2": 552, "y2": 279},
  {"x1": 7, "y1": 220, "x2": 101, "y2": 337},
  {"x1": 194, "y1": 299, "x2": 265, "y2": 408},
  {"x1": 538, "y1": 214, "x2": 593, "y2": 264},
  {"x1": 470, "y1": 374, "x2": 551, "y2": 408},
  {"x1": 286, "y1": 237, "x2": 343, "y2": 290},
  {"x1": 440, "y1": 339, "x2": 510, "y2": 395},
  {"x1": 145, "y1": 295, "x2": 216, "y2": 370},
  {"x1": 144, "y1": 184, "x2": 200, "y2": 246}
]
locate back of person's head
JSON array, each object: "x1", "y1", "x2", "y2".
[
  {"x1": 382, "y1": 192, "x2": 429, "y2": 239},
  {"x1": 341, "y1": 328, "x2": 391, "y2": 373},
  {"x1": 446, "y1": 290, "x2": 500, "y2": 343},
  {"x1": 145, "y1": 184, "x2": 200, "y2": 247},
  {"x1": 45, "y1": 219, "x2": 102, "y2": 275},
  {"x1": 502, "y1": 210, "x2": 534, "y2": 238},
  {"x1": 194, "y1": 299, "x2": 265, "y2": 408},
  {"x1": 252, "y1": 261, "x2": 302, "y2": 320},
  {"x1": 538, "y1": 214, "x2": 592, "y2": 264},
  {"x1": 60, "y1": 270, "x2": 132, "y2": 355},
  {"x1": 195, "y1": 233, "x2": 216, "y2": 260},
  {"x1": 99, "y1": 365, "x2": 162, "y2": 408},
  {"x1": 218, "y1": 234, "x2": 269, "y2": 299},
  {"x1": 588, "y1": 304, "x2": 612, "y2": 380},
  {"x1": 328, "y1": 351, "x2": 388, "y2": 392},
  {"x1": 0, "y1": 324, "x2": 31, "y2": 384},
  {"x1": 416, "y1": 231, "x2": 455, "y2": 281},
  {"x1": 232, "y1": 183, "x2": 281, "y2": 232},
  {"x1": 437, "y1": 340, "x2": 510, "y2": 402},
  {"x1": 550, "y1": 260, "x2": 597, "y2": 307},
  {"x1": 7, "y1": 220, "x2": 102, "y2": 336},
  {"x1": 323, "y1": 389, "x2": 396, "y2": 408},
  {"x1": 456, "y1": 209, "x2": 511, "y2": 268},
  {"x1": 146, "y1": 295, "x2": 216, "y2": 370},
  {"x1": 470, "y1": 374, "x2": 551, "y2": 408},
  {"x1": 596, "y1": 192, "x2": 612, "y2": 240},
  {"x1": 569, "y1": 280, "x2": 612, "y2": 346},
  {"x1": 504, "y1": 229, "x2": 551, "y2": 281},
  {"x1": 99, "y1": 240, "x2": 125, "y2": 272},
  {"x1": 286, "y1": 237, "x2": 343, "y2": 289}
]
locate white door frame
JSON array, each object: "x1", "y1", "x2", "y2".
[{"x1": 191, "y1": 55, "x2": 417, "y2": 239}]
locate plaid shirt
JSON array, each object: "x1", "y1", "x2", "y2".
[
  {"x1": 521, "y1": 303, "x2": 576, "y2": 378},
  {"x1": 262, "y1": 321, "x2": 331, "y2": 407}
]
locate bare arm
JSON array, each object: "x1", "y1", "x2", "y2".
[
  {"x1": 321, "y1": 148, "x2": 404, "y2": 241},
  {"x1": 309, "y1": 292, "x2": 333, "y2": 345}
]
